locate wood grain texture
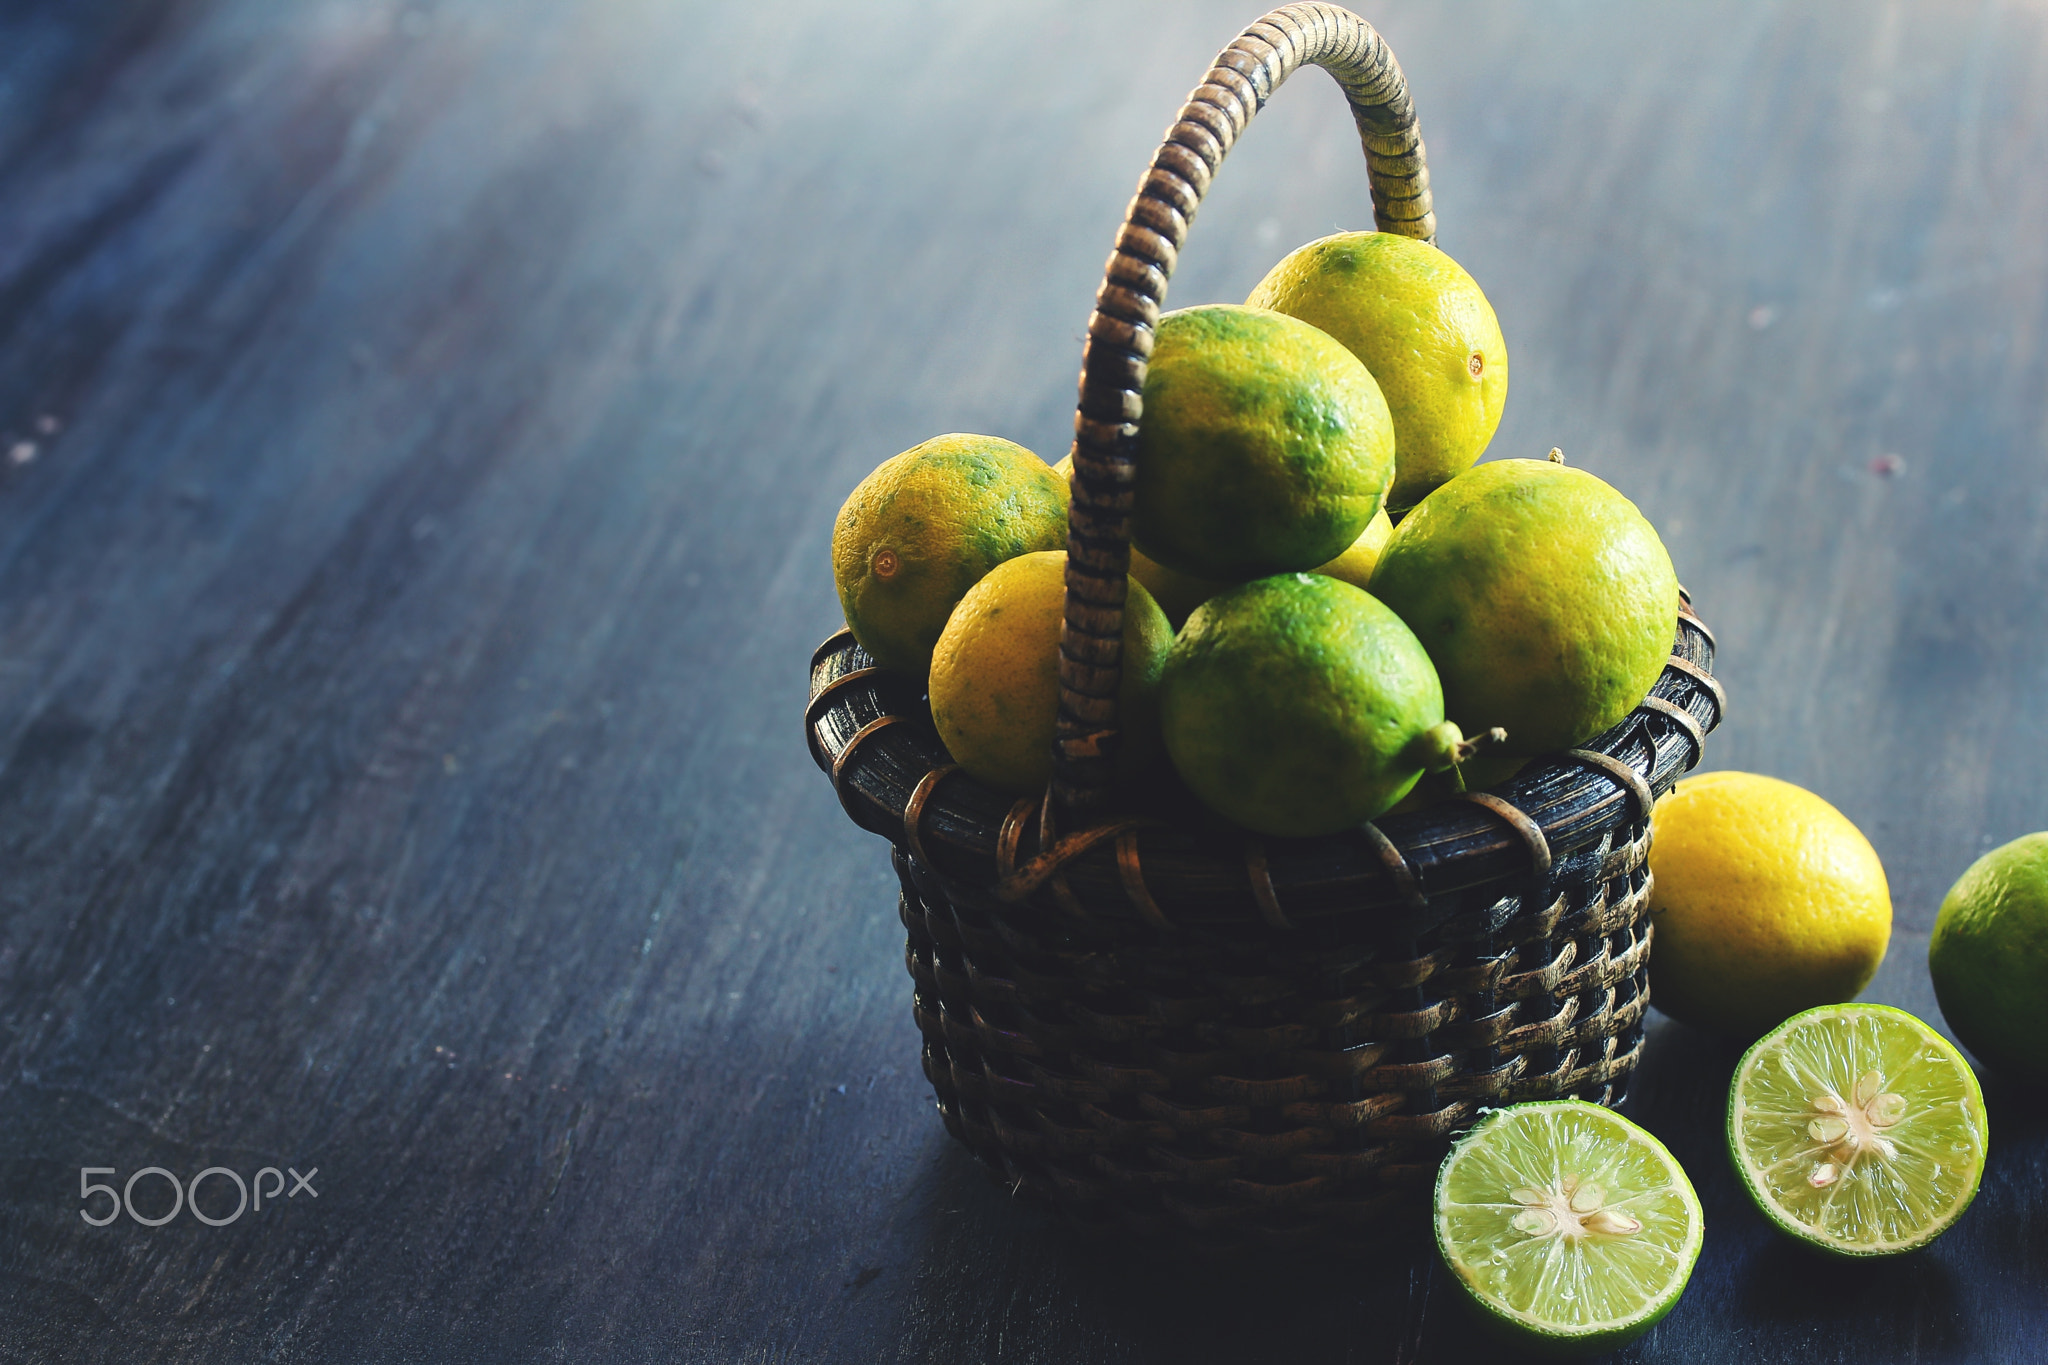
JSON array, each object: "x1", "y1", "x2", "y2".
[{"x1": 1, "y1": 1, "x2": 2045, "y2": 1362}]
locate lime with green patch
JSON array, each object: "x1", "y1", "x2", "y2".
[
  {"x1": 1929, "y1": 831, "x2": 2048, "y2": 1088},
  {"x1": 832, "y1": 434, "x2": 1068, "y2": 680},
  {"x1": 1133, "y1": 304, "x2": 1393, "y2": 581},
  {"x1": 1158, "y1": 573, "x2": 1464, "y2": 837},
  {"x1": 1370, "y1": 458, "x2": 1678, "y2": 760},
  {"x1": 1727, "y1": 1003, "x2": 1987, "y2": 1257},
  {"x1": 1066, "y1": 451, "x2": 1394, "y2": 626},
  {"x1": 1435, "y1": 1101, "x2": 1703, "y2": 1356}
]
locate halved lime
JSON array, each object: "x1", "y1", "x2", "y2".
[
  {"x1": 1434, "y1": 1101, "x2": 1703, "y2": 1354},
  {"x1": 1727, "y1": 1003, "x2": 1987, "y2": 1256}
]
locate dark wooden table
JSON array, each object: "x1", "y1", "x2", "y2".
[{"x1": 3, "y1": 1, "x2": 2046, "y2": 1360}]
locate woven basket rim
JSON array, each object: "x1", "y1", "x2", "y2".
[{"x1": 808, "y1": 599, "x2": 1721, "y2": 939}]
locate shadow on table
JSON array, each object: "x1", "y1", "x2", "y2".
[
  {"x1": 897, "y1": 1147, "x2": 1515, "y2": 1365},
  {"x1": 1616, "y1": 1011, "x2": 1745, "y2": 1180},
  {"x1": 893, "y1": 1128, "x2": 1579, "y2": 1364},
  {"x1": 1739, "y1": 1239, "x2": 1965, "y2": 1353},
  {"x1": 1977, "y1": 1075, "x2": 2048, "y2": 1283}
]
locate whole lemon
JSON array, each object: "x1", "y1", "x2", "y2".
[
  {"x1": 1647, "y1": 772, "x2": 1892, "y2": 1039},
  {"x1": 1247, "y1": 232, "x2": 1507, "y2": 510},
  {"x1": 928, "y1": 551, "x2": 1172, "y2": 795},
  {"x1": 1132, "y1": 304, "x2": 1393, "y2": 580},
  {"x1": 1369, "y1": 459, "x2": 1678, "y2": 759},
  {"x1": 833, "y1": 434, "x2": 1068, "y2": 679},
  {"x1": 1158, "y1": 574, "x2": 1465, "y2": 837},
  {"x1": 1929, "y1": 833, "x2": 2048, "y2": 1087}
]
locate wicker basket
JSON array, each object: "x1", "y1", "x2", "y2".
[{"x1": 806, "y1": 2, "x2": 1724, "y2": 1250}]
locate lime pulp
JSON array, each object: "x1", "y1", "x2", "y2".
[
  {"x1": 1727, "y1": 1003, "x2": 1987, "y2": 1256},
  {"x1": 1435, "y1": 1101, "x2": 1703, "y2": 1353}
]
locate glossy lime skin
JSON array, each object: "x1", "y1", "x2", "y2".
[
  {"x1": 1370, "y1": 459, "x2": 1677, "y2": 758},
  {"x1": 1649, "y1": 771, "x2": 1892, "y2": 1040},
  {"x1": 928, "y1": 551, "x2": 1171, "y2": 795},
  {"x1": 1132, "y1": 304, "x2": 1393, "y2": 580},
  {"x1": 1930, "y1": 832, "x2": 2048, "y2": 1087},
  {"x1": 1158, "y1": 573, "x2": 1445, "y2": 837}
]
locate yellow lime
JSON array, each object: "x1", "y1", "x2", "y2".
[
  {"x1": 1647, "y1": 772, "x2": 1892, "y2": 1039},
  {"x1": 1369, "y1": 458, "x2": 1678, "y2": 759},
  {"x1": 832, "y1": 434, "x2": 1068, "y2": 679},
  {"x1": 1929, "y1": 832, "x2": 2048, "y2": 1087},
  {"x1": 1728, "y1": 1004, "x2": 1985, "y2": 1256},
  {"x1": 1133, "y1": 304, "x2": 1393, "y2": 580},
  {"x1": 928, "y1": 551, "x2": 1171, "y2": 795},
  {"x1": 1248, "y1": 231, "x2": 1507, "y2": 510},
  {"x1": 1158, "y1": 574, "x2": 1463, "y2": 836},
  {"x1": 1313, "y1": 505, "x2": 1393, "y2": 590}
]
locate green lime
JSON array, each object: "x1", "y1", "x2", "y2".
[
  {"x1": 1435, "y1": 1101, "x2": 1703, "y2": 1355},
  {"x1": 832, "y1": 434, "x2": 1068, "y2": 680},
  {"x1": 1727, "y1": 1004, "x2": 1987, "y2": 1256},
  {"x1": 1248, "y1": 231, "x2": 1507, "y2": 510},
  {"x1": 1158, "y1": 573, "x2": 1462, "y2": 837},
  {"x1": 1370, "y1": 458, "x2": 1678, "y2": 759},
  {"x1": 1929, "y1": 832, "x2": 2048, "y2": 1087},
  {"x1": 1133, "y1": 304, "x2": 1393, "y2": 581},
  {"x1": 928, "y1": 551, "x2": 1171, "y2": 795}
]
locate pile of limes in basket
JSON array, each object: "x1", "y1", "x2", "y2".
[
  {"x1": 827, "y1": 230, "x2": 2044, "y2": 1355},
  {"x1": 832, "y1": 230, "x2": 1680, "y2": 835}
]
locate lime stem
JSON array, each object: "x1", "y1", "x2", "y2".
[{"x1": 1452, "y1": 726, "x2": 1508, "y2": 768}]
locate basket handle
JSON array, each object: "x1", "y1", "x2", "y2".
[{"x1": 1053, "y1": 3, "x2": 1436, "y2": 822}]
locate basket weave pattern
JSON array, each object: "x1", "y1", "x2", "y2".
[
  {"x1": 899, "y1": 849, "x2": 1654, "y2": 1241},
  {"x1": 813, "y1": 607, "x2": 1718, "y2": 1246},
  {"x1": 807, "y1": 4, "x2": 1725, "y2": 1247}
]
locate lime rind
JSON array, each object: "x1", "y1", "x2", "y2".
[
  {"x1": 1434, "y1": 1101, "x2": 1703, "y2": 1354},
  {"x1": 1727, "y1": 1003, "x2": 1988, "y2": 1257}
]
